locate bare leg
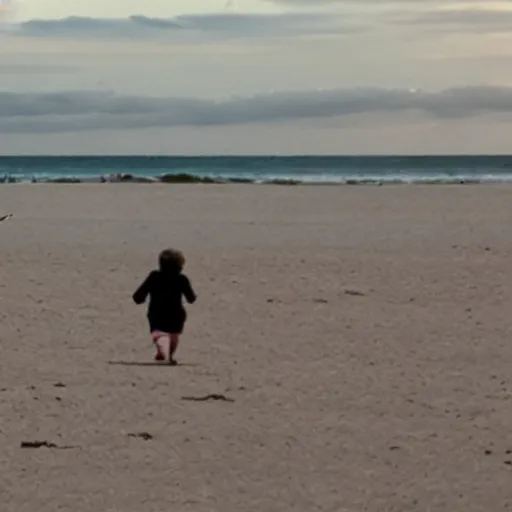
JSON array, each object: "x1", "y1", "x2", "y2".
[
  {"x1": 154, "y1": 344, "x2": 165, "y2": 361},
  {"x1": 152, "y1": 332, "x2": 168, "y2": 361},
  {"x1": 169, "y1": 334, "x2": 180, "y2": 365}
]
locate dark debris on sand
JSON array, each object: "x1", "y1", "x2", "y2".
[
  {"x1": 128, "y1": 432, "x2": 154, "y2": 441},
  {"x1": 20, "y1": 440, "x2": 78, "y2": 449},
  {"x1": 181, "y1": 394, "x2": 235, "y2": 403},
  {"x1": 344, "y1": 289, "x2": 366, "y2": 297}
]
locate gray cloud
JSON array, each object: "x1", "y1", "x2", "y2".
[
  {"x1": 11, "y1": 12, "x2": 357, "y2": 41},
  {"x1": 269, "y1": 1, "x2": 512, "y2": 34},
  {"x1": 1, "y1": 86, "x2": 512, "y2": 133},
  {"x1": 8, "y1": 4, "x2": 512, "y2": 43},
  {"x1": 400, "y1": 8, "x2": 512, "y2": 33},
  {"x1": 0, "y1": 63, "x2": 78, "y2": 75}
]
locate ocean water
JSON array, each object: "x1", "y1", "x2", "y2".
[{"x1": 1, "y1": 155, "x2": 512, "y2": 184}]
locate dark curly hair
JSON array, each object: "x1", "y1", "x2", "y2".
[{"x1": 159, "y1": 248, "x2": 185, "y2": 273}]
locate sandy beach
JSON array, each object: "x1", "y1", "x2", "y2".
[{"x1": 1, "y1": 183, "x2": 511, "y2": 511}]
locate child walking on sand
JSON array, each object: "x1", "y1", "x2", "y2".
[{"x1": 132, "y1": 249, "x2": 197, "y2": 365}]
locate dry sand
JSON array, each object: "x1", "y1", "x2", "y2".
[{"x1": 1, "y1": 183, "x2": 511, "y2": 512}]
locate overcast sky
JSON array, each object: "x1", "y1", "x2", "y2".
[{"x1": 1, "y1": 0, "x2": 512, "y2": 154}]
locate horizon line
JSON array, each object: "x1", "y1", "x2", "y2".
[{"x1": 1, "y1": 154, "x2": 512, "y2": 158}]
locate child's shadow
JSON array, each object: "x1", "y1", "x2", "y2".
[{"x1": 108, "y1": 361, "x2": 198, "y2": 367}]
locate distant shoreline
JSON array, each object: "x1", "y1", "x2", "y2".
[
  {"x1": 2, "y1": 175, "x2": 512, "y2": 186},
  {"x1": 2, "y1": 154, "x2": 512, "y2": 185}
]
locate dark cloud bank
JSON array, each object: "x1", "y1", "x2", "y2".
[
  {"x1": 1, "y1": 86, "x2": 511, "y2": 133},
  {"x1": 9, "y1": 3, "x2": 512, "y2": 41},
  {"x1": 12, "y1": 12, "x2": 357, "y2": 40}
]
